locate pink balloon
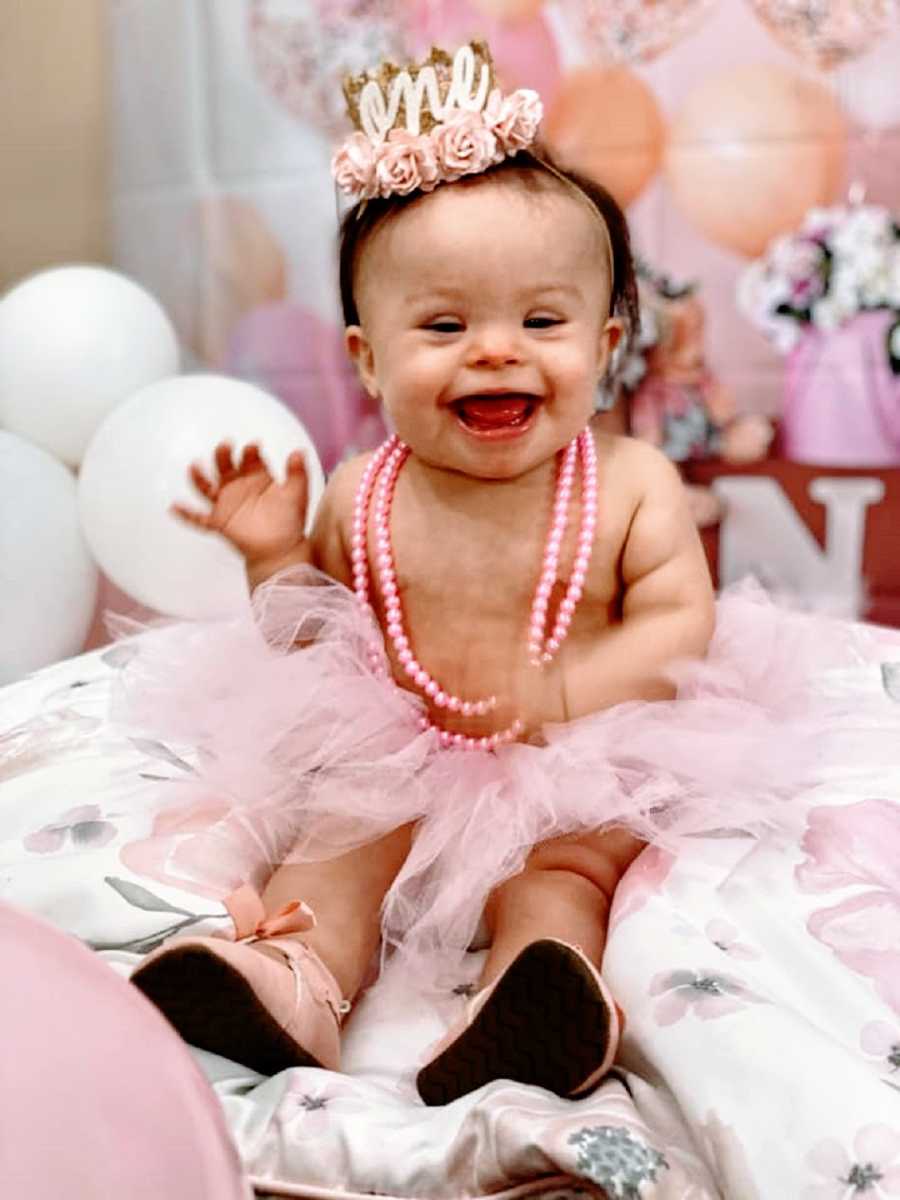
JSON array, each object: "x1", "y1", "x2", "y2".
[
  {"x1": 225, "y1": 303, "x2": 387, "y2": 472},
  {"x1": 0, "y1": 903, "x2": 250, "y2": 1199},
  {"x1": 408, "y1": 0, "x2": 562, "y2": 111}
]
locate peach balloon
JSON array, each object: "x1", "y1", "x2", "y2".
[
  {"x1": 472, "y1": 0, "x2": 545, "y2": 18},
  {"x1": 664, "y1": 64, "x2": 848, "y2": 258},
  {"x1": 542, "y1": 67, "x2": 665, "y2": 207}
]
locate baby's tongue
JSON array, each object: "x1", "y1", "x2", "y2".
[{"x1": 458, "y1": 395, "x2": 532, "y2": 430}]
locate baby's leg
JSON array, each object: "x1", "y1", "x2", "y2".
[
  {"x1": 132, "y1": 823, "x2": 413, "y2": 1075},
  {"x1": 417, "y1": 826, "x2": 643, "y2": 1105},
  {"x1": 260, "y1": 822, "x2": 413, "y2": 999},
  {"x1": 480, "y1": 825, "x2": 645, "y2": 989}
]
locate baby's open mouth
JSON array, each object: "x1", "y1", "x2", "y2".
[{"x1": 452, "y1": 393, "x2": 539, "y2": 432}]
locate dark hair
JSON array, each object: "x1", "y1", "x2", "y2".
[{"x1": 337, "y1": 146, "x2": 640, "y2": 353}]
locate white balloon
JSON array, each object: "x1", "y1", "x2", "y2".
[
  {"x1": 0, "y1": 265, "x2": 179, "y2": 466},
  {"x1": 838, "y1": 34, "x2": 900, "y2": 131},
  {"x1": 0, "y1": 432, "x2": 98, "y2": 685},
  {"x1": 77, "y1": 374, "x2": 326, "y2": 620}
]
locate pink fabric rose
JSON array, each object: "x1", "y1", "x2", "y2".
[
  {"x1": 432, "y1": 111, "x2": 499, "y2": 182},
  {"x1": 331, "y1": 131, "x2": 377, "y2": 201},
  {"x1": 484, "y1": 87, "x2": 543, "y2": 155},
  {"x1": 374, "y1": 129, "x2": 440, "y2": 198}
]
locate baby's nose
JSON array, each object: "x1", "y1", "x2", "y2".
[{"x1": 468, "y1": 327, "x2": 523, "y2": 367}]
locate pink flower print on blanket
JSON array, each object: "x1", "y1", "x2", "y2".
[
  {"x1": 24, "y1": 805, "x2": 117, "y2": 854},
  {"x1": 119, "y1": 799, "x2": 263, "y2": 904},
  {"x1": 705, "y1": 919, "x2": 759, "y2": 961},
  {"x1": 609, "y1": 846, "x2": 676, "y2": 930},
  {"x1": 861, "y1": 1021, "x2": 900, "y2": 1079},
  {"x1": 649, "y1": 969, "x2": 767, "y2": 1026},
  {"x1": 804, "y1": 1124, "x2": 900, "y2": 1199},
  {"x1": 796, "y1": 800, "x2": 900, "y2": 1014},
  {"x1": 277, "y1": 1077, "x2": 368, "y2": 1144}
]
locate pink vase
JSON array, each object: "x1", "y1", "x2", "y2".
[{"x1": 781, "y1": 310, "x2": 900, "y2": 467}]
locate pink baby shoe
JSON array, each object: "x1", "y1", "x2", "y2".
[
  {"x1": 131, "y1": 884, "x2": 350, "y2": 1075},
  {"x1": 417, "y1": 938, "x2": 620, "y2": 1106}
]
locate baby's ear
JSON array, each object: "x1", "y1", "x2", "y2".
[
  {"x1": 603, "y1": 316, "x2": 624, "y2": 352},
  {"x1": 597, "y1": 316, "x2": 624, "y2": 373},
  {"x1": 345, "y1": 326, "x2": 378, "y2": 398}
]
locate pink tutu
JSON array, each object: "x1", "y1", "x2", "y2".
[{"x1": 108, "y1": 568, "x2": 898, "y2": 985}]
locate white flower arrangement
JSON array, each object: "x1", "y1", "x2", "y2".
[{"x1": 737, "y1": 202, "x2": 900, "y2": 372}]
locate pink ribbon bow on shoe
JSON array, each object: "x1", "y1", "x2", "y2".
[
  {"x1": 224, "y1": 883, "x2": 317, "y2": 942},
  {"x1": 222, "y1": 883, "x2": 349, "y2": 1023},
  {"x1": 131, "y1": 882, "x2": 348, "y2": 1075}
]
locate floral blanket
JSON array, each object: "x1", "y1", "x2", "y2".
[{"x1": 1, "y1": 642, "x2": 899, "y2": 1199}]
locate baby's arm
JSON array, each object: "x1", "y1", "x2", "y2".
[
  {"x1": 245, "y1": 540, "x2": 314, "y2": 592},
  {"x1": 247, "y1": 460, "x2": 357, "y2": 593},
  {"x1": 172, "y1": 440, "x2": 360, "y2": 595},
  {"x1": 561, "y1": 441, "x2": 715, "y2": 719}
]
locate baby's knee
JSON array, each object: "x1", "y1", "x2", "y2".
[{"x1": 524, "y1": 828, "x2": 645, "y2": 904}]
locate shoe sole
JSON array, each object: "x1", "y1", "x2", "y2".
[
  {"x1": 132, "y1": 946, "x2": 323, "y2": 1076},
  {"x1": 416, "y1": 939, "x2": 613, "y2": 1106}
]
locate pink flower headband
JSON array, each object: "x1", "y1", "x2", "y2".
[{"x1": 331, "y1": 41, "x2": 543, "y2": 203}]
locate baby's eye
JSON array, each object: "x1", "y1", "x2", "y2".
[
  {"x1": 524, "y1": 316, "x2": 563, "y2": 329},
  {"x1": 424, "y1": 320, "x2": 464, "y2": 334}
]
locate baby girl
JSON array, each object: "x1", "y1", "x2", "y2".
[{"x1": 128, "y1": 43, "x2": 719, "y2": 1106}]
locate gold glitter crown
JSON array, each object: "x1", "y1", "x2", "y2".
[{"x1": 342, "y1": 41, "x2": 496, "y2": 142}]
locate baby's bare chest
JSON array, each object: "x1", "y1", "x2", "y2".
[{"x1": 367, "y1": 494, "x2": 628, "y2": 679}]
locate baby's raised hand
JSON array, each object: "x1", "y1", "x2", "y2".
[{"x1": 171, "y1": 441, "x2": 309, "y2": 566}]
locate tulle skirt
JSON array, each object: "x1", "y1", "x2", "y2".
[{"x1": 108, "y1": 567, "x2": 899, "y2": 984}]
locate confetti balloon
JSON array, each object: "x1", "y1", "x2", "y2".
[
  {"x1": 248, "y1": 0, "x2": 404, "y2": 137},
  {"x1": 748, "y1": 0, "x2": 897, "y2": 71},
  {"x1": 556, "y1": 0, "x2": 720, "y2": 64}
]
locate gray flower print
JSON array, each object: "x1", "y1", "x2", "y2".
[
  {"x1": 24, "y1": 805, "x2": 117, "y2": 854},
  {"x1": 569, "y1": 1125, "x2": 668, "y2": 1198}
]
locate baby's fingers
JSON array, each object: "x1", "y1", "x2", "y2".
[
  {"x1": 285, "y1": 449, "x2": 308, "y2": 481},
  {"x1": 214, "y1": 441, "x2": 238, "y2": 482},
  {"x1": 188, "y1": 462, "x2": 218, "y2": 501},
  {"x1": 237, "y1": 442, "x2": 268, "y2": 478},
  {"x1": 170, "y1": 501, "x2": 215, "y2": 531},
  {"x1": 284, "y1": 450, "x2": 309, "y2": 503}
]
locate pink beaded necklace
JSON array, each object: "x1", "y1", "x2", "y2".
[{"x1": 352, "y1": 428, "x2": 597, "y2": 751}]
